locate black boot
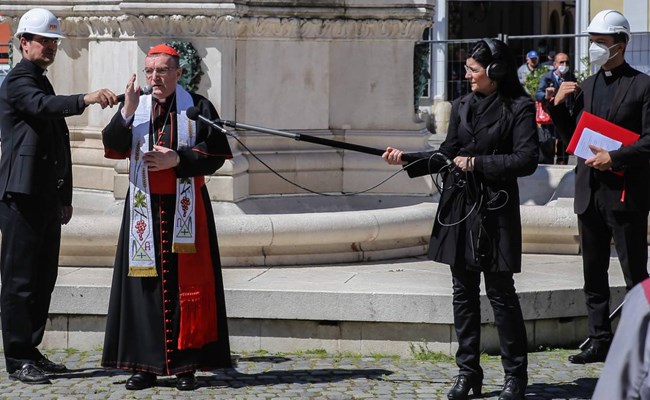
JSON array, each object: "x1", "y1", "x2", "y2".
[
  {"x1": 447, "y1": 374, "x2": 482, "y2": 400},
  {"x1": 498, "y1": 376, "x2": 527, "y2": 400}
]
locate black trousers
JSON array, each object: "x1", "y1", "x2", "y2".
[
  {"x1": 0, "y1": 194, "x2": 61, "y2": 372},
  {"x1": 578, "y1": 189, "x2": 649, "y2": 348},
  {"x1": 452, "y1": 267, "x2": 528, "y2": 380}
]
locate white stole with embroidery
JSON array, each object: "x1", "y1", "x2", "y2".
[{"x1": 128, "y1": 85, "x2": 196, "y2": 277}]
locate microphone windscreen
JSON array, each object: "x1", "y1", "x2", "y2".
[
  {"x1": 140, "y1": 85, "x2": 153, "y2": 95},
  {"x1": 116, "y1": 85, "x2": 154, "y2": 102},
  {"x1": 186, "y1": 106, "x2": 200, "y2": 121}
]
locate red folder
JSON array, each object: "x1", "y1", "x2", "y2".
[{"x1": 566, "y1": 111, "x2": 640, "y2": 155}]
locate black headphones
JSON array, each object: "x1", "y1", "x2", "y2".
[{"x1": 481, "y1": 38, "x2": 507, "y2": 82}]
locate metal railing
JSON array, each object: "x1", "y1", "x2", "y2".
[{"x1": 417, "y1": 32, "x2": 650, "y2": 104}]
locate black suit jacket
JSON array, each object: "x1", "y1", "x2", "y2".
[
  {"x1": 535, "y1": 70, "x2": 577, "y2": 103},
  {"x1": 549, "y1": 63, "x2": 650, "y2": 214},
  {"x1": 0, "y1": 59, "x2": 87, "y2": 206}
]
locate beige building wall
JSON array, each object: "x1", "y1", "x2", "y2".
[
  {"x1": 590, "y1": 0, "x2": 649, "y2": 31},
  {"x1": 590, "y1": 0, "x2": 624, "y2": 16}
]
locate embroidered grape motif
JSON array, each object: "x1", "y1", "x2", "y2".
[
  {"x1": 180, "y1": 196, "x2": 190, "y2": 217},
  {"x1": 135, "y1": 220, "x2": 146, "y2": 240}
]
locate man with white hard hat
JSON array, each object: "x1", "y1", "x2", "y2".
[
  {"x1": 548, "y1": 9, "x2": 650, "y2": 365},
  {"x1": 0, "y1": 8, "x2": 119, "y2": 384}
]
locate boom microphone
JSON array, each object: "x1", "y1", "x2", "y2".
[
  {"x1": 186, "y1": 106, "x2": 201, "y2": 121},
  {"x1": 185, "y1": 106, "x2": 230, "y2": 135},
  {"x1": 185, "y1": 108, "x2": 432, "y2": 163},
  {"x1": 116, "y1": 85, "x2": 152, "y2": 102}
]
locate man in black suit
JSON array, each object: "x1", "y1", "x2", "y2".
[
  {"x1": 548, "y1": 9, "x2": 650, "y2": 364},
  {"x1": 0, "y1": 7, "x2": 117, "y2": 384}
]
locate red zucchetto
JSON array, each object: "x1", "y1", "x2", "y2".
[{"x1": 147, "y1": 44, "x2": 179, "y2": 57}]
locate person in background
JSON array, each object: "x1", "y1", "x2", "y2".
[
  {"x1": 537, "y1": 40, "x2": 549, "y2": 65},
  {"x1": 383, "y1": 38, "x2": 537, "y2": 400},
  {"x1": 535, "y1": 52, "x2": 576, "y2": 164},
  {"x1": 548, "y1": 9, "x2": 650, "y2": 365},
  {"x1": 100, "y1": 44, "x2": 233, "y2": 391},
  {"x1": 517, "y1": 50, "x2": 539, "y2": 85},
  {"x1": 0, "y1": 7, "x2": 117, "y2": 384},
  {"x1": 540, "y1": 50, "x2": 557, "y2": 71}
]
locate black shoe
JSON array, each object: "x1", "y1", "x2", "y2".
[
  {"x1": 568, "y1": 343, "x2": 609, "y2": 364},
  {"x1": 498, "y1": 376, "x2": 527, "y2": 400},
  {"x1": 447, "y1": 374, "x2": 482, "y2": 400},
  {"x1": 35, "y1": 355, "x2": 68, "y2": 373},
  {"x1": 8, "y1": 363, "x2": 51, "y2": 384},
  {"x1": 176, "y1": 371, "x2": 197, "y2": 391},
  {"x1": 125, "y1": 371, "x2": 157, "y2": 390}
]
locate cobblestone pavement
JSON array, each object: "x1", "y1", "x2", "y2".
[{"x1": 0, "y1": 348, "x2": 603, "y2": 399}]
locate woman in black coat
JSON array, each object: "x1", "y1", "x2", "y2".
[{"x1": 383, "y1": 39, "x2": 538, "y2": 400}]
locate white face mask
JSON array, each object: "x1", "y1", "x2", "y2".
[
  {"x1": 557, "y1": 65, "x2": 569, "y2": 75},
  {"x1": 589, "y1": 42, "x2": 619, "y2": 66}
]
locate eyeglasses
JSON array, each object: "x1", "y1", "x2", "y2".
[
  {"x1": 31, "y1": 36, "x2": 61, "y2": 46},
  {"x1": 464, "y1": 65, "x2": 483, "y2": 74},
  {"x1": 143, "y1": 67, "x2": 176, "y2": 77}
]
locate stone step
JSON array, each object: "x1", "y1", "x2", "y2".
[{"x1": 6, "y1": 253, "x2": 626, "y2": 357}]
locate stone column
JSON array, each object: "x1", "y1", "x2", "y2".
[{"x1": 1, "y1": 1, "x2": 435, "y2": 201}]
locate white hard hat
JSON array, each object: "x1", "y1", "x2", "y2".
[
  {"x1": 586, "y1": 9, "x2": 631, "y2": 41},
  {"x1": 14, "y1": 8, "x2": 65, "y2": 39}
]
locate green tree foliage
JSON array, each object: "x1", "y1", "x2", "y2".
[
  {"x1": 413, "y1": 42, "x2": 431, "y2": 112},
  {"x1": 166, "y1": 41, "x2": 203, "y2": 93},
  {"x1": 574, "y1": 56, "x2": 593, "y2": 83},
  {"x1": 524, "y1": 67, "x2": 546, "y2": 98}
]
